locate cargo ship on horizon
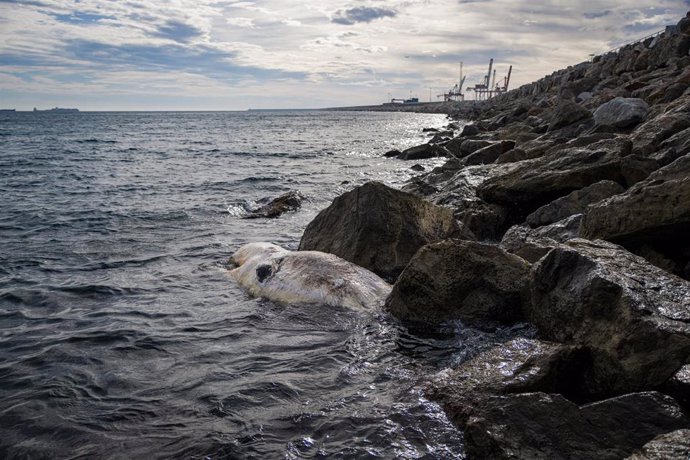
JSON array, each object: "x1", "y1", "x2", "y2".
[{"x1": 33, "y1": 107, "x2": 79, "y2": 113}]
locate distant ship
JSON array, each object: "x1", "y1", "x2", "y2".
[
  {"x1": 0, "y1": 109, "x2": 16, "y2": 112},
  {"x1": 33, "y1": 107, "x2": 79, "y2": 113}
]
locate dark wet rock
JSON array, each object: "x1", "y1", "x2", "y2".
[
  {"x1": 660, "y1": 364, "x2": 690, "y2": 411},
  {"x1": 299, "y1": 182, "x2": 458, "y2": 281},
  {"x1": 620, "y1": 154, "x2": 660, "y2": 186},
  {"x1": 385, "y1": 239, "x2": 530, "y2": 328},
  {"x1": 529, "y1": 238, "x2": 690, "y2": 394},
  {"x1": 465, "y1": 392, "x2": 689, "y2": 460},
  {"x1": 627, "y1": 429, "x2": 690, "y2": 460},
  {"x1": 427, "y1": 338, "x2": 588, "y2": 426},
  {"x1": 463, "y1": 140, "x2": 516, "y2": 166},
  {"x1": 398, "y1": 143, "x2": 449, "y2": 160},
  {"x1": 526, "y1": 180, "x2": 624, "y2": 227},
  {"x1": 593, "y1": 97, "x2": 649, "y2": 129},
  {"x1": 428, "y1": 131, "x2": 453, "y2": 144},
  {"x1": 548, "y1": 99, "x2": 592, "y2": 131},
  {"x1": 501, "y1": 215, "x2": 583, "y2": 263},
  {"x1": 422, "y1": 127, "x2": 439, "y2": 132},
  {"x1": 478, "y1": 137, "x2": 630, "y2": 222},
  {"x1": 459, "y1": 124, "x2": 480, "y2": 137},
  {"x1": 243, "y1": 190, "x2": 303, "y2": 219},
  {"x1": 452, "y1": 139, "x2": 493, "y2": 158},
  {"x1": 410, "y1": 164, "x2": 425, "y2": 172},
  {"x1": 383, "y1": 149, "x2": 402, "y2": 158}
]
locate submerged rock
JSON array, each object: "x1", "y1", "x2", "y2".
[
  {"x1": 299, "y1": 182, "x2": 458, "y2": 282},
  {"x1": 529, "y1": 239, "x2": 690, "y2": 395},
  {"x1": 385, "y1": 239, "x2": 530, "y2": 328},
  {"x1": 243, "y1": 190, "x2": 303, "y2": 219}
]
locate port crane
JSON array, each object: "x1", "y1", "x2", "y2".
[
  {"x1": 466, "y1": 59, "x2": 512, "y2": 100},
  {"x1": 437, "y1": 62, "x2": 466, "y2": 102}
]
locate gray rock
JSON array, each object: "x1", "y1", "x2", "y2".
[
  {"x1": 501, "y1": 214, "x2": 583, "y2": 263},
  {"x1": 459, "y1": 124, "x2": 480, "y2": 137},
  {"x1": 465, "y1": 392, "x2": 689, "y2": 460},
  {"x1": 299, "y1": 182, "x2": 458, "y2": 282},
  {"x1": 594, "y1": 97, "x2": 649, "y2": 129},
  {"x1": 631, "y1": 111, "x2": 690, "y2": 157},
  {"x1": 526, "y1": 180, "x2": 624, "y2": 227},
  {"x1": 385, "y1": 240, "x2": 530, "y2": 328},
  {"x1": 548, "y1": 99, "x2": 592, "y2": 131},
  {"x1": 627, "y1": 429, "x2": 690, "y2": 460},
  {"x1": 383, "y1": 149, "x2": 401, "y2": 158},
  {"x1": 529, "y1": 239, "x2": 690, "y2": 394}
]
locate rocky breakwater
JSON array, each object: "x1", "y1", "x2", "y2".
[{"x1": 295, "y1": 11, "x2": 690, "y2": 459}]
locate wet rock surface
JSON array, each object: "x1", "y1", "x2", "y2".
[
  {"x1": 385, "y1": 240, "x2": 530, "y2": 328},
  {"x1": 627, "y1": 429, "x2": 690, "y2": 460},
  {"x1": 465, "y1": 392, "x2": 688, "y2": 460}
]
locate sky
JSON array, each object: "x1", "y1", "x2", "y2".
[{"x1": 0, "y1": 0, "x2": 688, "y2": 111}]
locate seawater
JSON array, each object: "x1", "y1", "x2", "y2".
[{"x1": 0, "y1": 111, "x2": 525, "y2": 459}]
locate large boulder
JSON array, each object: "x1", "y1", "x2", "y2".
[
  {"x1": 660, "y1": 364, "x2": 690, "y2": 411},
  {"x1": 630, "y1": 110, "x2": 690, "y2": 157},
  {"x1": 299, "y1": 182, "x2": 458, "y2": 281},
  {"x1": 548, "y1": 99, "x2": 592, "y2": 131},
  {"x1": 385, "y1": 240, "x2": 530, "y2": 328},
  {"x1": 526, "y1": 180, "x2": 624, "y2": 227},
  {"x1": 478, "y1": 137, "x2": 630, "y2": 220},
  {"x1": 529, "y1": 239, "x2": 690, "y2": 394},
  {"x1": 465, "y1": 392, "x2": 689, "y2": 460},
  {"x1": 627, "y1": 430, "x2": 690, "y2": 460},
  {"x1": 427, "y1": 338, "x2": 588, "y2": 426},
  {"x1": 593, "y1": 97, "x2": 649, "y2": 129}
]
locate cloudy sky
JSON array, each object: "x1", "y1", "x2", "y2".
[{"x1": 0, "y1": 0, "x2": 688, "y2": 110}]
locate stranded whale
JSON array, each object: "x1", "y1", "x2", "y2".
[{"x1": 229, "y1": 242, "x2": 392, "y2": 309}]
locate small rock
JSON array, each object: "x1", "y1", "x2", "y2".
[
  {"x1": 410, "y1": 164, "x2": 425, "y2": 172},
  {"x1": 243, "y1": 191, "x2": 303, "y2": 219},
  {"x1": 398, "y1": 143, "x2": 448, "y2": 160},
  {"x1": 383, "y1": 149, "x2": 401, "y2": 158},
  {"x1": 463, "y1": 140, "x2": 516, "y2": 166}
]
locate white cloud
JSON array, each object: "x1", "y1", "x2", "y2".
[{"x1": 0, "y1": 0, "x2": 688, "y2": 109}]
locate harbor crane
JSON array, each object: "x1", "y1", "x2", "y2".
[
  {"x1": 437, "y1": 62, "x2": 466, "y2": 102},
  {"x1": 466, "y1": 59, "x2": 512, "y2": 100}
]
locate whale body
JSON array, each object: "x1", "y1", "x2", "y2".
[{"x1": 229, "y1": 242, "x2": 392, "y2": 309}]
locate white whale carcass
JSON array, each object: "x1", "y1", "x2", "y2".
[{"x1": 229, "y1": 242, "x2": 391, "y2": 309}]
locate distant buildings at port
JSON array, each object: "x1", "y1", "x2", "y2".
[
  {"x1": 33, "y1": 107, "x2": 79, "y2": 112},
  {"x1": 1, "y1": 107, "x2": 80, "y2": 113}
]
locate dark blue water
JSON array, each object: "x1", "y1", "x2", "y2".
[{"x1": 0, "y1": 111, "x2": 525, "y2": 459}]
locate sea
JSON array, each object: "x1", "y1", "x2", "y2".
[{"x1": 0, "y1": 110, "x2": 527, "y2": 459}]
